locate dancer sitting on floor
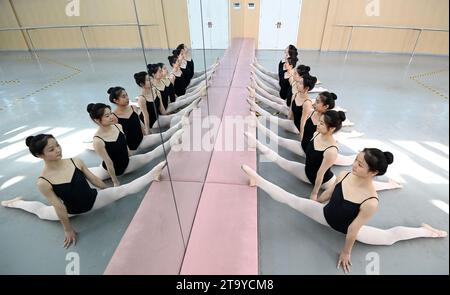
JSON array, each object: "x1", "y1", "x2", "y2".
[
  {"x1": 108, "y1": 86, "x2": 186, "y2": 153},
  {"x1": 1, "y1": 134, "x2": 167, "y2": 249},
  {"x1": 87, "y1": 103, "x2": 183, "y2": 186},
  {"x1": 241, "y1": 148, "x2": 446, "y2": 273},
  {"x1": 245, "y1": 110, "x2": 401, "y2": 200},
  {"x1": 134, "y1": 71, "x2": 201, "y2": 134},
  {"x1": 147, "y1": 63, "x2": 205, "y2": 114},
  {"x1": 249, "y1": 92, "x2": 362, "y2": 166}
]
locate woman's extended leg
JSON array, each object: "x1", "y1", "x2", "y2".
[
  {"x1": 251, "y1": 73, "x2": 280, "y2": 97},
  {"x1": 245, "y1": 132, "x2": 310, "y2": 183},
  {"x1": 253, "y1": 113, "x2": 305, "y2": 157},
  {"x1": 241, "y1": 165, "x2": 329, "y2": 226},
  {"x1": 356, "y1": 223, "x2": 447, "y2": 245},
  {"x1": 251, "y1": 62, "x2": 279, "y2": 80},
  {"x1": 91, "y1": 161, "x2": 166, "y2": 210},
  {"x1": 247, "y1": 98, "x2": 299, "y2": 134},
  {"x1": 1, "y1": 197, "x2": 60, "y2": 220}
]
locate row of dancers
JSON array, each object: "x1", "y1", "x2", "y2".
[
  {"x1": 1, "y1": 44, "x2": 217, "y2": 249},
  {"x1": 240, "y1": 44, "x2": 446, "y2": 273}
]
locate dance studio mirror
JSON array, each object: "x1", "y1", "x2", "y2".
[{"x1": 0, "y1": 0, "x2": 175, "y2": 274}]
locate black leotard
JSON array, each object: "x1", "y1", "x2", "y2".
[
  {"x1": 286, "y1": 86, "x2": 293, "y2": 107},
  {"x1": 187, "y1": 59, "x2": 194, "y2": 81},
  {"x1": 323, "y1": 173, "x2": 379, "y2": 234},
  {"x1": 173, "y1": 74, "x2": 187, "y2": 97},
  {"x1": 95, "y1": 125, "x2": 130, "y2": 176},
  {"x1": 39, "y1": 159, "x2": 97, "y2": 215},
  {"x1": 154, "y1": 85, "x2": 170, "y2": 110},
  {"x1": 291, "y1": 97, "x2": 311, "y2": 132},
  {"x1": 278, "y1": 61, "x2": 286, "y2": 86},
  {"x1": 305, "y1": 134, "x2": 338, "y2": 185},
  {"x1": 139, "y1": 96, "x2": 161, "y2": 128},
  {"x1": 163, "y1": 79, "x2": 177, "y2": 103},
  {"x1": 279, "y1": 75, "x2": 291, "y2": 101},
  {"x1": 181, "y1": 66, "x2": 191, "y2": 87},
  {"x1": 114, "y1": 107, "x2": 143, "y2": 151},
  {"x1": 301, "y1": 111, "x2": 317, "y2": 152}
]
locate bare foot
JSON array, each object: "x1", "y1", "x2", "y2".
[
  {"x1": 1, "y1": 197, "x2": 23, "y2": 208},
  {"x1": 151, "y1": 161, "x2": 167, "y2": 181},
  {"x1": 421, "y1": 223, "x2": 448, "y2": 238},
  {"x1": 241, "y1": 164, "x2": 257, "y2": 187}
]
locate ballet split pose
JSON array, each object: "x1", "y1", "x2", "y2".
[
  {"x1": 1, "y1": 134, "x2": 167, "y2": 248},
  {"x1": 86, "y1": 103, "x2": 184, "y2": 186},
  {"x1": 134, "y1": 71, "x2": 202, "y2": 133},
  {"x1": 249, "y1": 92, "x2": 362, "y2": 166},
  {"x1": 246, "y1": 110, "x2": 402, "y2": 199},
  {"x1": 241, "y1": 148, "x2": 446, "y2": 273},
  {"x1": 108, "y1": 86, "x2": 185, "y2": 153}
]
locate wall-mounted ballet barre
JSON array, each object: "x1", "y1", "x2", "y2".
[
  {"x1": 0, "y1": 23, "x2": 160, "y2": 62},
  {"x1": 334, "y1": 24, "x2": 449, "y2": 64}
]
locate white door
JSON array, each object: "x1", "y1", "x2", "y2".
[
  {"x1": 258, "y1": 0, "x2": 302, "y2": 49},
  {"x1": 187, "y1": 0, "x2": 229, "y2": 49}
]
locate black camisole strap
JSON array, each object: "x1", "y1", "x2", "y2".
[
  {"x1": 360, "y1": 197, "x2": 379, "y2": 205},
  {"x1": 39, "y1": 158, "x2": 78, "y2": 185},
  {"x1": 94, "y1": 125, "x2": 121, "y2": 142},
  {"x1": 311, "y1": 132, "x2": 320, "y2": 141},
  {"x1": 39, "y1": 176, "x2": 53, "y2": 185},
  {"x1": 302, "y1": 99, "x2": 312, "y2": 107},
  {"x1": 308, "y1": 110, "x2": 315, "y2": 119},
  {"x1": 93, "y1": 135, "x2": 105, "y2": 142},
  {"x1": 70, "y1": 158, "x2": 79, "y2": 169},
  {"x1": 324, "y1": 145, "x2": 339, "y2": 152},
  {"x1": 340, "y1": 172, "x2": 351, "y2": 184}
]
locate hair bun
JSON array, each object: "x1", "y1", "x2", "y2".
[
  {"x1": 331, "y1": 92, "x2": 337, "y2": 101},
  {"x1": 383, "y1": 152, "x2": 394, "y2": 165},
  {"x1": 87, "y1": 103, "x2": 95, "y2": 113},
  {"x1": 107, "y1": 87, "x2": 114, "y2": 95},
  {"x1": 25, "y1": 136, "x2": 34, "y2": 147},
  {"x1": 337, "y1": 111, "x2": 346, "y2": 122}
]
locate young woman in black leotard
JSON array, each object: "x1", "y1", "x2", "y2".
[
  {"x1": 87, "y1": 103, "x2": 183, "y2": 186},
  {"x1": 135, "y1": 71, "x2": 201, "y2": 134},
  {"x1": 246, "y1": 109, "x2": 400, "y2": 196},
  {"x1": 246, "y1": 110, "x2": 344, "y2": 200},
  {"x1": 250, "y1": 45, "x2": 298, "y2": 94},
  {"x1": 172, "y1": 48, "x2": 192, "y2": 87},
  {"x1": 1, "y1": 134, "x2": 167, "y2": 248},
  {"x1": 148, "y1": 64, "x2": 206, "y2": 115},
  {"x1": 168, "y1": 55, "x2": 187, "y2": 97},
  {"x1": 290, "y1": 73, "x2": 317, "y2": 133},
  {"x1": 108, "y1": 86, "x2": 183, "y2": 153},
  {"x1": 246, "y1": 72, "x2": 316, "y2": 135},
  {"x1": 248, "y1": 57, "x2": 301, "y2": 115},
  {"x1": 241, "y1": 149, "x2": 447, "y2": 273},
  {"x1": 250, "y1": 92, "x2": 364, "y2": 166},
  {"x1": 177, "y1": 43, "x2": 194, "y2": 81}
]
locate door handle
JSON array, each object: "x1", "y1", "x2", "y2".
[{"x1": 208, "y1": 21, "x2": 213, "y2": 28}]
